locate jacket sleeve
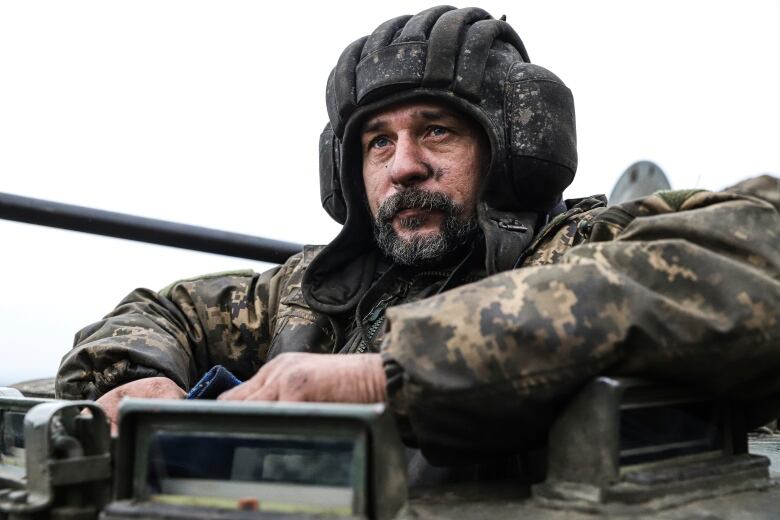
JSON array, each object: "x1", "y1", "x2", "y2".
[
  {"x1": 55, "y1": 255, "x2": 299, "y2": 400},
  {"x1": 380, "y1": 188, "x2": 780, "y2": 463}
]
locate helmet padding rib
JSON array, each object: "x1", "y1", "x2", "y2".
[
  {"x1": 361, "y1": 15, "x2": 413, "y2": 58},
  {"x1": 454, "y1": 20, "x2": 529, "y2": 101},
  {"x1": 397, "y1": 5, "x2": 456, "y2": 42},
  {"x1": 332, "y1": 36, "x2": 368, "y2": 136},
  {"x1": 422, "y1": 7, "x2": 492, "y2": 88}
]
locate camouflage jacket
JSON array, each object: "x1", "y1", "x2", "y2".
[{"x1": 56, "y1": 183, "x2": 780, "y2": 461}]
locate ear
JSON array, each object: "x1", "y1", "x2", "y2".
[
  {"x1": 502, "y1": 63, "x2": 577, "y2": 211},
  {"x1": 319, "y1": 123, "x2": 347, "y2": 224}
]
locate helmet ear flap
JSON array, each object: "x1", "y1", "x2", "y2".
[
  {"x1": 319, "y1": 123, "x2": 347, "y2": 224},
  {"x1": 501, "y1": 63, "x2": 577, "y2": 211}
]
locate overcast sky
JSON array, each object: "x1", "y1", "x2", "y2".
[{"x1": 1, "y1": 1, "x2": 778, "y2": 385}]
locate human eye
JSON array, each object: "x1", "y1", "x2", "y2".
[
  {"x1": 370, "y1": 135, "x2": 391, "y2": 149},
  {"x1": 429, "y1": 125, "x2": 449, "y2": 138}
]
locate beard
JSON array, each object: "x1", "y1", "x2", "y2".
[{"x1": 373, "y1": 188, "x2": 478, "y2": 266}]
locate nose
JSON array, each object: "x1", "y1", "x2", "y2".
[{"x1": 389, "y1": 135, "x2": 431, "y2": 187}]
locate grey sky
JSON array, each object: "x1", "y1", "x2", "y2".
[{"x1": 1, "y1": 1, "x2": 778, "y2": 384}]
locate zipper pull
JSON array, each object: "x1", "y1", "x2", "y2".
[{"x1": 366, "y1": 304, "x2": 385, "y2": 323}]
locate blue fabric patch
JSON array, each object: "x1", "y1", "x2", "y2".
[{"x1": 186, "y1": 365, "x2": 243, "y2": 400}]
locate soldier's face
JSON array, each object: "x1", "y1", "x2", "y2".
[{"x1": 361, "y1": 100, "x2": 487, "y2": 264}]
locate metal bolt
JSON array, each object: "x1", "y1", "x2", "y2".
[{"x1": 577, "y1": 219, "x2": 592, "y2": 234}]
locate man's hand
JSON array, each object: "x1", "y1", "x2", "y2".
[
  {"x1": 218, "y1": 353, "x2": 387, "y2": 403},
  {"x1": 95, "y1": 377, "x2": 185, "y2": 434}
]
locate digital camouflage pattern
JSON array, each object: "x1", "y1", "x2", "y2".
[
  {"x1": 382, "y1": 187, "x2": 780, "y2": 460},
  {"x1": 726, "y1": 174, "x2": 780, "y2": 212},
  {"x1": 57, "y1": 183, "x2": 780, "y2": 461},
  {"x1": 57, "y1": 246, "x2": 333, "y2": 399}
]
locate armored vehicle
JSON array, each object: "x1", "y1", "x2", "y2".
[
  {"x1": 3, "y1": 377, "x2": 780, "y2": 519},
  {"x1": 2, "y1": 166, "x2": 780, "y2": 519}
]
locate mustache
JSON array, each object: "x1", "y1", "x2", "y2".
[
  {"x1": 375, "y1": 188, "x2": 457, "y2": 224},
  {"x1": 372, "y1": 187, "x2": 478, "y2": 265}
]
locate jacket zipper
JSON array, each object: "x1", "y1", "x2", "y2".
[
  {"x1": 354, "y1": 270, "x2": 454, "y2": 353},
  {"x1": 356, "y1": 315, "x2": 386, "y2": 353},
  {"x1": 355, "y1": 286, "x2": 407, "y2": 354}
]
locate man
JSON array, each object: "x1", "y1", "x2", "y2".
[{"x1": 57, "y1": 6, "x2": 780, "y2": 465}]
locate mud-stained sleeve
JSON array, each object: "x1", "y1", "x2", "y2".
[
  {"x1": 381, "y1": 191, "x2": 780, "y2": 463},
  {"x1": 726, "y1": 174, "x2": 780, "y2": 212},
  {"x1": 55, "y1": 261, "x2": 290, "y2": 400}
]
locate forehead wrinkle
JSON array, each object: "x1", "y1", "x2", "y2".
[
  {"x1": 417, "y1": 108, "x2": 456, "y2": 122},
  {"x1": 362, "y1": 117, "x2": 389, "y2": 136}
]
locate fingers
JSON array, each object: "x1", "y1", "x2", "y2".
[
  {"x1": 94, "y1": 392, "x2": 121, "y2": 436},
  {"x1": 219, "y1": 374, "x2": 304, "y2": 402},
  {"x1": 109, "y1": 417, "x2": 119, "y2": 437},
  {"x1": 241, "y1": 383, "x2": 281, "y2": 402},
  {"x1": 218, "y1": 380, "x2": 279, "y2": 401},
  {"x1": 93, "y1": 376, "x2": 185, "y2": 436},
  {"x1": 219, "y1": 356, "x2": 306, "y2": 402},
  {"x1": 218, "y1": 363, "x2": 272, "y2": 401},
  {"x1": 216, "y1": 353, "x2": 387, "y2": 403},
  {"x1": 146, "y1": 377, "x2": 187, "y2": 399}
]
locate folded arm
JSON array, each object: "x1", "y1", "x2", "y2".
[
  {"x1": 55, "y1": 265, "x2": 286, "y2": 401},
  {"x1": 381, "y1": 190, "x2": 780, "y2": 462}
]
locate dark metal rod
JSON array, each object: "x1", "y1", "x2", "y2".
[{"x1": 0, "y1": 192, "x2": 302, "y2": 264}]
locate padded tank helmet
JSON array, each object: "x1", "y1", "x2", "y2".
[
  {"x1": 306, "y1": 6, "x2": 577, "y2": 312},
  {"x1": 320, "y1": 5, "x2": 576, "y2": 218}
]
